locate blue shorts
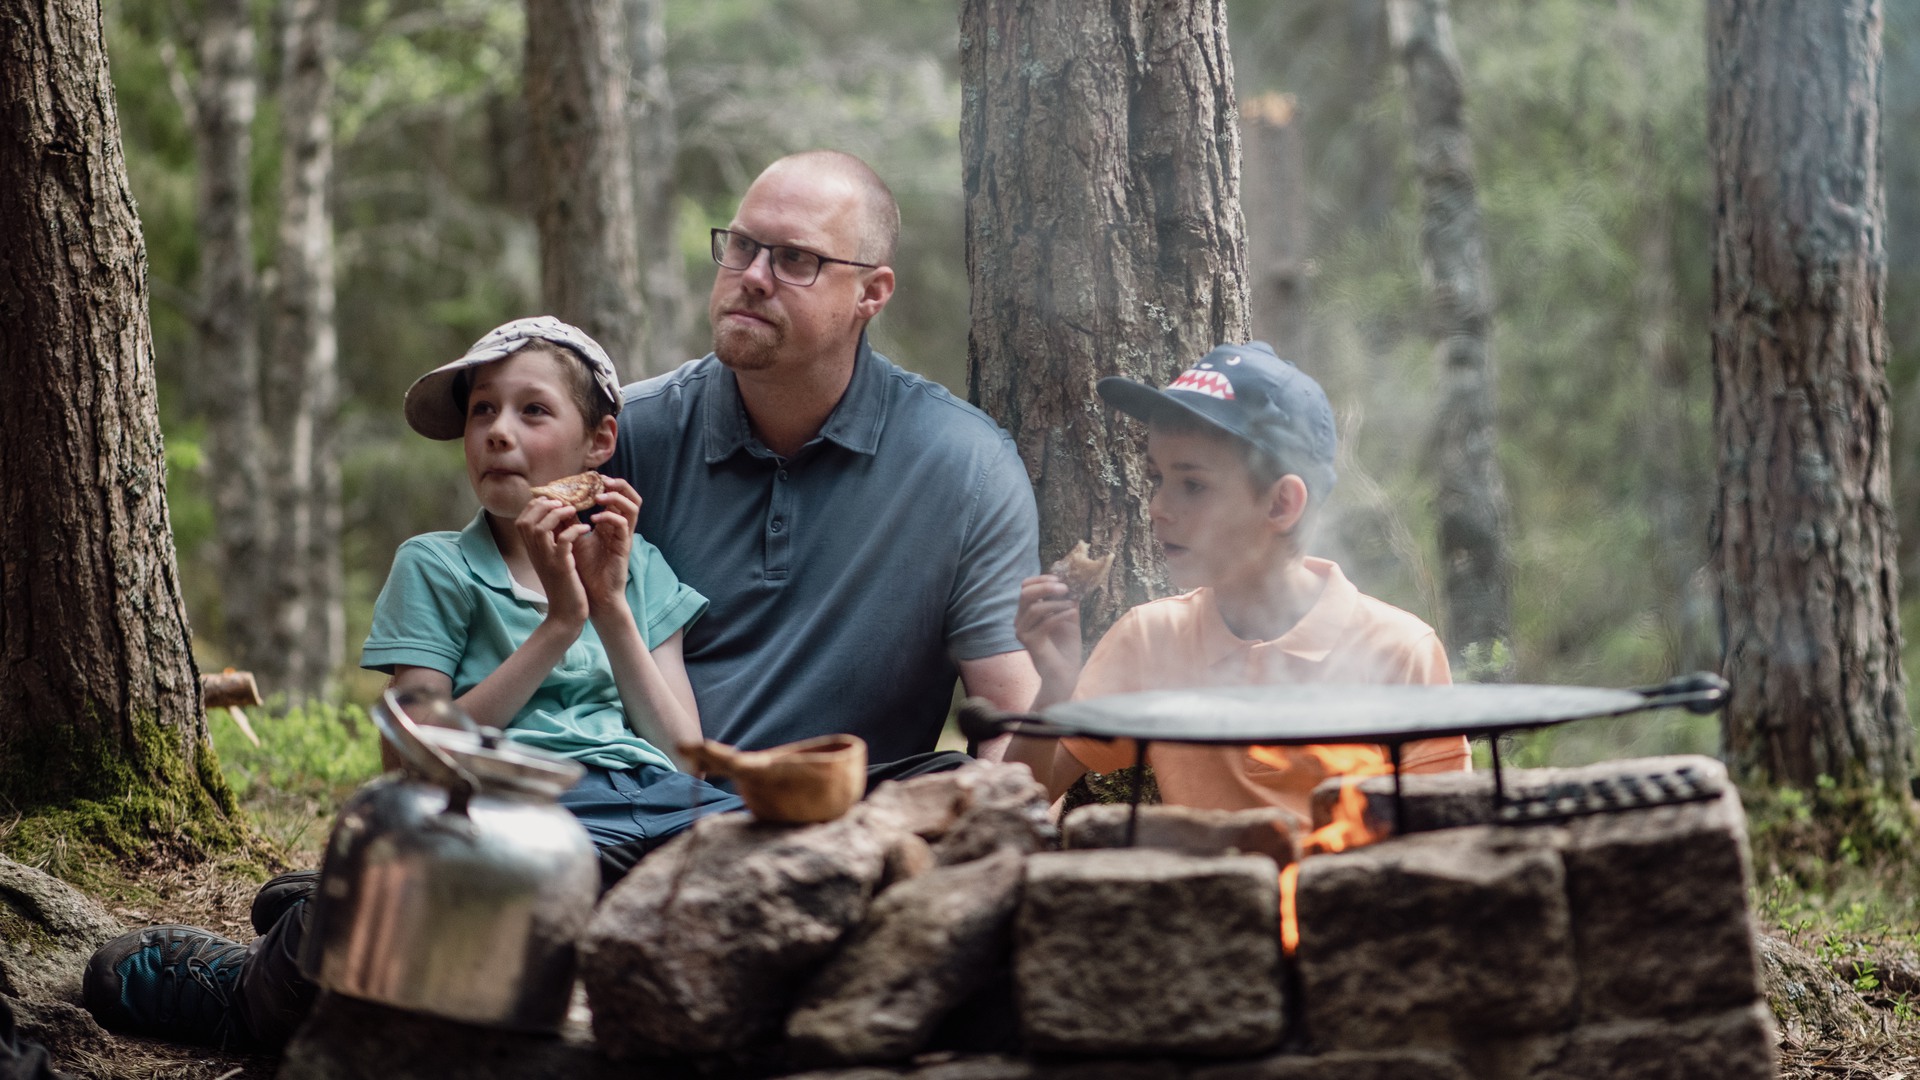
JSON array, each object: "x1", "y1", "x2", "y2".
[{"x1": 557, "y1": 763, "x2": 743, "y2": 884}]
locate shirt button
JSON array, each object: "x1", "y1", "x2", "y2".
[
  {"x1": 776, "y1": 470, "x2": 788, "y2": 482},
  {"x1": 771, "y1": 519, "x2": 784, "y2": 533}
]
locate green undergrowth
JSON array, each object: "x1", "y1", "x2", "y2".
[
  {"x1": 1747, "y1": 776, "x2": 1920, "y2": 1019},
  {"x1": 208, "y1": 698, "x2": 384, "y2": 864}
]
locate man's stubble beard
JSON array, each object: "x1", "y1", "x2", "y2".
[{"x1": 713, "y1": 320, "x2": 781, "y2": 373}]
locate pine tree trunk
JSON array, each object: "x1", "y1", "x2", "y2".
[
  {"x1": 1388, "y1": 0, "x2": 1514, "y2": 673},
  {"x1": 527, "y1": 0, "x2": 645, "y2": 377},
  {"x1": 262, "y1": 0, "x2": 341, "y2": 701},
  {"x1": 0, "y1": 0, "x2": 227, "y2": 814},
  {"x1": 1708, "y1": 0, "x2": 1909, "y2": 789},
  {"x1": 626, "y1": 0, "x2": 692, "y2": 372},
  {"x1": 962, "y1": 0, "x2": 1250, "y2": 638},
  {"x1": 1242, "y1": 92, "x2": 1310, "y2": 362},
  {"x1": 191, "y1": 0, "x2": 269, "y2": 672}
]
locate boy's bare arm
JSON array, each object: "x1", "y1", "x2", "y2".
[
  {"x1": 569, "y1": 479, "x2": 700, "y2": 767},
  {"x1": 597, "y1": 619, "x2": 700, "y2": 770}
]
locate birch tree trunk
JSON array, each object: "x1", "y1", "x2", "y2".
[
  {"x1": 528, "y1": 0, "x2": 645, "y2": 377},
  {"x1": 962, "y1": 0, "x2": 1249, "y2": 640},
  {"x1": 1388, "y1": 0, "x2": 1514, "y2": 673},
  {"x1": 262, "y1": 0, "x2": 342, "y2": 700},
  {"x1": 191, "y1": 0, "x2": 269, "y2": 671},
  {"x1": 626, "y1": 0, "x2": 692, "y2": 372},
  {"x1": 0, "y1": 0, "x2": 231, "y2": 818},
  {"x1": 1708, "y1": 0, "x2": 1909, "y2": 789}
]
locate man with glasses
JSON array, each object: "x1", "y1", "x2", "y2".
[{"x1": 606, "y1": 150, "x2": 1041, "y2": 780}]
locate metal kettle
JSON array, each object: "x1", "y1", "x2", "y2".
[{"x1": 299, "y1": 687, "x2": 599, "y2": 1032}]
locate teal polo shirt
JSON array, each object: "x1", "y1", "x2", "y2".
[
  {"x1": 608, "y1": 337, "x2": 1039, "y2": 763},
  {"x1": 361, "y1": 511, "x2": 707, "y2": 772}
]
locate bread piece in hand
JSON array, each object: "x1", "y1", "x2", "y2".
[
  {"x1": 1048, "y1": 540, "x2": 1114, "y2": 601},
  {"x1": 528, "y1": 471, "x2": 605, "y2": 512}
]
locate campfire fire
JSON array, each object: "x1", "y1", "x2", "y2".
[{"x1": 1262, "y1": 744, "x2": 1394, "y2": 954}]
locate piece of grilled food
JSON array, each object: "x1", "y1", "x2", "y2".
[
  {"x1": 1049, "y1": 540, "x2": 1114, "y2": 601},
  {"x1": 529, "y1": 471, "x2": 605, "y2": 512}
]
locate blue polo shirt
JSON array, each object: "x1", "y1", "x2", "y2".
[
  {"x1": 360, "y1": 511, "x2": 707, "y2": 772},
  {"x1": 607, "y1": 338, "x2": 1039, "y2": 763}
]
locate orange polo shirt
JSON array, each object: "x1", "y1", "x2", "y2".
[{"x1": 1061, "y1": 558, "x2": 1469, "y2": 822}]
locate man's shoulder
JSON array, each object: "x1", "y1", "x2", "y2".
[
  {"x1": 622, "y1": 355, "x2": 720, "y2": 411},
  {"x1": 871, "y1": 352, "x2": 1016, "y2": 451}
]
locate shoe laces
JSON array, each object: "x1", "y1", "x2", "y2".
[{"x1": 152, "y1": 934, "x2": 243, "y2": 1042}]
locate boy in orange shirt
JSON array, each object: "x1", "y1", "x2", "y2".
[{"x1": 1008, "y1": 342, "x2": 1467, "y2": 823}]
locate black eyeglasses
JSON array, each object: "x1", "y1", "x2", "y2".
[{"x1": 710, "y1": 228, "x2": 878, "y2": 287}]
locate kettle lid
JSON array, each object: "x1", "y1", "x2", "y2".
[{"x1": 375, "y1": 688, "x2": 584, "y2": 801}]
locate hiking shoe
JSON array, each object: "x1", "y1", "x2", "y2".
[
  {"x1": 82, "y1": 925, "x2": 250, "y2": 1047},
  {"x1": 249, "y1": 869, "x2": 319, "y2": 935}
]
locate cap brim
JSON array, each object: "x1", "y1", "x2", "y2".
[
  {"x1": 404, "y1": 362, "x2": 472, "y2": 441},
  {"x1": 1096, "y1": 376, "x2": 1255, "y2": 445}
]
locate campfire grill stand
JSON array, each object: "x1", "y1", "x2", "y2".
[{"x1": 960, "y1": 672, "x2": 1731, "y2": 846}]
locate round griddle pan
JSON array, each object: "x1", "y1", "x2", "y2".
[{"x1": 958, "y1": 672, "x2": 1727, "y2": 747}]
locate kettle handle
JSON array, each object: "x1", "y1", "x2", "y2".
[{"x1": 374, "y1": 687, "x2": 479, "y2": 816}]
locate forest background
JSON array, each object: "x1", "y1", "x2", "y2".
[{"x1": 103, "y1": 0, "x2": 1920, "y2": 769}]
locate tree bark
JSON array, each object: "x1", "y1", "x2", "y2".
[
  {"x1": 1388, "y1": 0, "x2": 1514, "y2": 673},
  {"x1": 527, "y1": 0, "x2": 645, "y2": 378},
  {"x1": 262, "y1": 0, "x2": 342, "y2": 701},
  {"x1": 0, "y1": 0, "x2": 226, "y2": 813},
  {"x1": 962, "y1": 0, "x2": 1250, "y2": 638},
  {"x1": 626, "y1": 0, "x2": 692, "y2": 372},
  {"x1": 1708, "y1": 0, "x2": 1909, "y2": 789},
  {"x1": 1241, "y1": 91, "x2": 1310, "y2": 362},
  {"x1": 191, "y1": 0, "x2": 269, "y2": 671}
]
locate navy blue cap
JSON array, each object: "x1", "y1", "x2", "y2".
[{"x1": 1097, "y1": 341, "x2": 1337, "y2": 497}]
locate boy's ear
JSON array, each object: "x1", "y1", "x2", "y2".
[
  {"x1": 1268, "y1": 474, "x2": 1310, "y2": 534},
  {"x1": 584, "y1": 415, "x2": 617, "y2": 468}
]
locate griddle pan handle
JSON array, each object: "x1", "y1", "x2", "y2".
[
  {"x1": 1632, "y1": 671, "x2": 1731, "y2": 714},
  {"x1": 956, "y1": 698, "x2": 1079, "y2": 743}
]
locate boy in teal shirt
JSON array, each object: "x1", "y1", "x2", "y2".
[{"x1": 85, "y1": 317, "x2": 742, "y2": 1051}]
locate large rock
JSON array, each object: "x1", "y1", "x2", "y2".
[
  {"x1": 1757, "y1": 932, "x2": 1884, "y2": 1045},
  {"x1": 1190, "y1": 1049, "x2": 1470, "y2": 1080},
  {"x1": 1062, "y1": 804, "x2": 1296, "y2": 864},
  {"x1": 1561, "y1": 774, "x2": 1763, "y2": 1021},
  {"x1": 1530, "y1": 1000, "x2": 1777, "y2": 1080},
  {"x1": 788, "y1": 849, "x2": 1026, "y2": 1063},
  {"x1": 928, "y1": 766, "x2": 1056, "y2": 866},
  {"x1": 581, "y1": 808, "x2": 898, "y2": 1059},
  {"x1": 863, "y1": 773, "x2": 975, "y2": 839},
  {"x1": 1015, "y1": 850, "x2": 1282, "y2": 1056},
  {"x1": 1293, "y1": 826, "x2": 1575, "y2": 1050},
  {"x1": 0, "y1": 856, "x2": 125, "y2": 1002}
]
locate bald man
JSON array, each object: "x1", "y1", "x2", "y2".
[{"x1": 606, "y1": 150, "x2": 1041, "y2": 778}]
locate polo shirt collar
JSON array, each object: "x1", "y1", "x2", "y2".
[
  {"x1": 1194, "y1": 557, "x2": 1361, "y2": 665},
  {"x1": 1273, "y1": 558, "x2": 1360, "y2": 662},
  {"x1": 700, "y1": 332, "x2": 889, "y2": 464},
  {"x1": 457, "y1": 510, "x2": 515, "y2": 592}
]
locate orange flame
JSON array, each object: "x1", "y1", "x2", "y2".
[{"x1": 1272, "y1": 743, "x2": 1394, "y2": 954}]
